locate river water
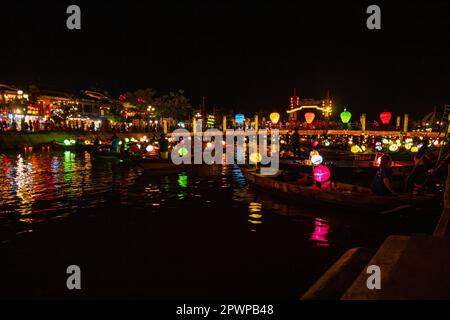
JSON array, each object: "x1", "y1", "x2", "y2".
[{"x1": 0, "y1": 150, "x2": 440, "y2": 299}]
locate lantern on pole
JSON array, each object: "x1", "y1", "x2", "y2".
[
  {"x1": 379, "y1": 111, "x2": 392, "y2": 125},
  {"x1": 270, "y1": 112, "x2": 280, "y2": 125},
  {"x1": 340, "y1": 109, "x2": 352, "y2": 124},
  {"x1": 304, "y1": 112, "x2": 315, "y2": 124}
]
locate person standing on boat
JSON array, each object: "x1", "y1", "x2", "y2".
[
  {"x1": 292, "y1": 128, "x2": 300, "y2": 158},
  {"x1": 371, "y1": 154, "x2": 397, "y2": 196},
  {"x1": 111, "y1": 133, "x2": 120, "y2": 153},
  {"x1": 158, "y1": 134, "x2": 169, "y2": 160}
]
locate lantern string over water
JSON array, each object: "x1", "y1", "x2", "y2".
[
  {"x1": 304, "y1": 112, "x2": 315, "y2": 124},
  {"x1": 269, "y1": 112, "x2": 280, "y2": 125},
  {"x1": 379, "y1": 111, "x2": 392, "y2": 125},
  {"x1": 235, "y1": 113, "x2": 245, "y2": 125},
  {"x1": 340, "y1": 108, "x2": 352, "y2": 124}
]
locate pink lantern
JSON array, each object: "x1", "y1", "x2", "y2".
[
  {"x1": 304, "y1": 112, "x2": 315, "y2": 124},
  {"x1": 313, "y1": 165, "x2": 331, "y2": 183},
  {"x1": 379, "y1": 111, "x2": 392, "y2": 125}
]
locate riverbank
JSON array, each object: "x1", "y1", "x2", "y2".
[{"x1": 0, "y1": 131, "x2": 152, "y2": 150}]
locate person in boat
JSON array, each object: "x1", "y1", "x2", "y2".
[
  {"x1": 291, "y1": 128, "x2": 300, "y2": 158},
  {"x1": 404, "y1": 154, "x2": 431, "y2": 194},
  {"x1": 158, "y1": 134, "x2": 169, "y2": 160},
  {"x1": 93, "y1": 136, "x2": 100, "y2": 148},
  {"x1": 130, "y1": 142, "x2": 140, "y2": 154},
  {"x1": 371, "y1": 154, "x2": 397, "y2": 196},
  {"x1": 111, "y1": 134, "x2": 120, "y2": 153}
]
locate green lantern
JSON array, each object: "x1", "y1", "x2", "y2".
[{"x1": 340, "y1": 109, "x2": 352, "y2": 124}]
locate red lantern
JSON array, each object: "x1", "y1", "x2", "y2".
[
  {"x1": 304, "y1": 112, "x2": 315, "y2": 124},
  {"x1": 379, "y1": 111, "x2": 392, "y2": 125},
  {"x1": 313, "y1": 165, "x2": 331, "y2": 183}
]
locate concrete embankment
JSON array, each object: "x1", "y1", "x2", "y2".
[
  {"x1": 434, "y1": 164, "x2": 450, "y2": 237},
  {"x1": 0, "y1": 132, "x2": 151, "y2": 150},
  {"x1": 302, "y1": 163, "x2": 450, "y2": 300}
]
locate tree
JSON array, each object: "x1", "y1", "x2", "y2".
[
  {"x1": 123, "y1": 88, "x2": 158, "y2": 113},
  {"x1": 158, "y1": 89, "x2": 192, "y2": 120}
]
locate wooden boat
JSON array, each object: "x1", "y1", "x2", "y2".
[
  {"x1": 52, "y1": 141, "x2": 94, "y2": 152},
  {"x1": 279, "y1": 159, "x2": 414, "y2": 179},
  {"x1": 132, "y1": 156, "x2": 218, "y2": 175},
  {"x1": 242, "y1": 168, "x2": 437, "y2": 213},
  {"x1": 133, "y1": 157, "x2": 190, "y2": 171},
  {"x1": 88, "y1": 146, "x2": 132, "y2": 162}
]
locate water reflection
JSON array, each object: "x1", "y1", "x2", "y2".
[
  {"x1": 310, "y1": 218, "x2": 330, "y2": 247},
  {"x1": 0, "y1": 149, "x2": 419, "y2": 252},
  {"x1": 248, "y1": 202, "x2": 263, "y2": 231},
  {"x1": 0, "y1": 150, "x2": 141, "y2": 239}
]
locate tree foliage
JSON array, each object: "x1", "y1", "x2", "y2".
[{"x1": 122, "y1": 88, "x2": 191, "y2": 120}]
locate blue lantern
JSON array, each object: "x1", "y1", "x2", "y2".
[{"x1": 235, "y1": 113, "x2": 245, "y2": 125}]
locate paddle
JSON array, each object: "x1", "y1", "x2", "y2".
[{"x1": 379, "y1": 204, "x2": 411, "y2": 215}]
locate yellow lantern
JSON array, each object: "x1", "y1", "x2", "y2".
[
  {"x1": 270, "y1": 112, "x2": 280, "y2": 125},
  {"x1": 389, "y1": 144, "x2": 399, "y2": 152},
  {"x1": 351, "y1": 145, "x2": 360, "y2": 153},
  {"x1": 249, "y1": 153, "x2": 262, "y2": 163}
]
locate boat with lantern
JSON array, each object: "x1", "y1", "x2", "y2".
[
  {"x1": 52, "y1": 139, "x2": 94, "y2": 152},
  {"x1": 242, "y1": 168, "x2": 437, "y2": 213}
]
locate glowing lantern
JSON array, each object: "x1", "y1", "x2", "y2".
[
  {"x1": 310, "y1": 150, "x2": 319, "y2": 157},
  {"x1": 411, "y1": 146, "x2": 418, "y2": 153},
  {"x1": 178, "y1": 147, "x2": 188, "y2": 157},
  {"x1": 70, "y1": 139, "x2": 76, "y2": 145},
  {"x1": 235, "y1": 113, "x2": 245, "y2": 125},
  {"x1": 311, "y1": 154, "x2": 323, "y2": 165},
  {"x1": 382, "y1": 138, "x2": 389, "y2": 145},
  {"x1": 389, "y1": 144, "x2": 399, "y2": 152},
  {"x1": 340, "y1": 109, "x2": 352, "y2": 124},
  {"x1": 313, "y1": 165, "x2": 331, "y2": 183},
  {"x1": 63, "y1": 139, "x2": 71, "y2": 146},
  {"x1": 249, "y1": 153, "x2": 262, "y2": 163},
  {"x1": 351, "y1": 145, "x2": 360, "y2": 153},
  {"x1": 405, "y1": 143, "x2": 412, "y2": 150},
  {"x1": 304, "y1": 112, "x2": 315, "y2": 124},
  {"x1": 206, "y1": 142, "x2": 213, "y2": 148},
  {"x1": 323, "y1": 140, "x2": 331, "y2": 147},
  {"x1": 125, "y1": 138, "x2": 130, "y2": 143},
  {"x1": 269, "y1": 112, "x2": 280, "y2": 124},
  {"x1": 312, "y1": 140, "x2": 319, "y2": 148},
  {"x1": 146, "y1": 145, "x2": 154, "y2": 152},
  {"x1": 375, "y1": 143, "x2": 383, "y2": 151},
  {"x1": 379, "y1": 111, "x2": 392, "y2": 125}
]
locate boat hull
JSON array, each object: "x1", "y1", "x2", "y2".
[{"x1": 242, "y1": 168, "x2": 437, "y2": 212}]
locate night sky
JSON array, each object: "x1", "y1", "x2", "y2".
[{"x1": 1, "y1": 1, "x2": 449, "y2": 118}]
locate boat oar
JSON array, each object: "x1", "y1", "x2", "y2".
[{"x1": 379, "y1": 204, "x2": 411, "y2": 215}]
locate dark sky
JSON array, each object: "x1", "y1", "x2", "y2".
[{"x1": 1, "y1": 1, "x2": 449, "y2": 119}]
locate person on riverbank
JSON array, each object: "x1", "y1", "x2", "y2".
[
  {"x1": 371, "y1": 154, "x2": 397, "y2": 196},
  {"x1": 291, "y1": 128, "x2": 300, "y2": 158}
]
